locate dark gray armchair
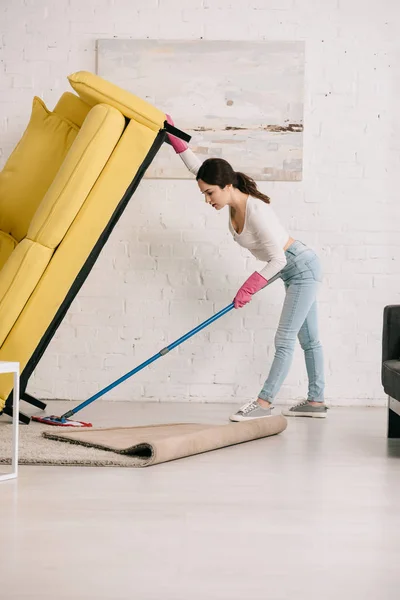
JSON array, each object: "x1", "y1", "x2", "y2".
[{"x1": 382, "y1": 305, "x2": 400, "y2": 438}]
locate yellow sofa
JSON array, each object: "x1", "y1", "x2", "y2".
[{"x1": 0, "y1": 71, "x2": 190, "y2": 423}]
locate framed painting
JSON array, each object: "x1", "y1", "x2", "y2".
[{"x1": 97, "y1": 39, "x2": 305, "y2": 181}]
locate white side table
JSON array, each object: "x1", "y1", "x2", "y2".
[{"x1": 0, "y1": 361, "x2": 20, "y2": 482}]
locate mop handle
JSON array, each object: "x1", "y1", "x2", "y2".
[{"x1": 61, "y1": 302, "x2": 235, "y2": 419}]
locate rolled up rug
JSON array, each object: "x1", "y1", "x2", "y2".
[{"x1": 43, "y1": 415, "x2": 287, "y2": 467}]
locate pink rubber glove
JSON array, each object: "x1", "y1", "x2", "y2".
[
  {"x1": 233, "y1": 272, "x2": 268, "y2": 309},
  {"x1": 166, "y1": 114, "x2": 188, "y2": 154}
]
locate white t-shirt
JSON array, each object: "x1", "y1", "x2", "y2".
[{"x1": 179, "y1": 149, "x2": 289, "y2": 280}]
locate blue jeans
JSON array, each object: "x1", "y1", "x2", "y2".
[{"x1": 258, "y1": 240, "x2": 325, "y2": 403}]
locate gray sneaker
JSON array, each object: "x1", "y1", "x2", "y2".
[
  {"x1": 281, "y1": 400, "x2": 328, "y2": 418},
  {"x1": 230, "y1": 400, "x2": 274, "y2": 422}
]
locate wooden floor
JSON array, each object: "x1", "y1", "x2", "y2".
[{"x1": 1, "y1": 400, "x2": 400, "y2": 600}]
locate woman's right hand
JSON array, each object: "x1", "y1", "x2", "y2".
[{"x1": 166, "y1": 114, "x2": 189, "y2": 154}]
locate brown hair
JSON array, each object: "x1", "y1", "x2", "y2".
[{"x1": 196, "y1": 158, "x2": 270, "y2": 204}]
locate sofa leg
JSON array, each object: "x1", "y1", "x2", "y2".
[
  {"x1": 3, "y1": 392, "x2": 47, "y2": 425},
  {"x1": 388, "y1": 396, "x2": 400, "y2": 438},
  {"x1": 1, "y1": 405, "x2": 31, "y2": 425},
  {"x1": 21, "y1": 392, "x2": 46, "y2": 410}
]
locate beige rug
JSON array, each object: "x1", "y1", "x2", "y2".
[{"x1": 0, "y1": 416, "x2": 287, "y2": 468}]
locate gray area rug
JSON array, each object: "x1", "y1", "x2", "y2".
[{"x1": 0, "y1": 421, "x2": 142, "y2": 467}]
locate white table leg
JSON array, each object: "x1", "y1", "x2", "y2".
[{"x1": 12, "y1": 369, "x2": 19, "y2": 477}]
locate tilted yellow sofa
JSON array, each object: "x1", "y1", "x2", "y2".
[{"x1": 0, "y1": 71, "x2": 189, "y2": 423}]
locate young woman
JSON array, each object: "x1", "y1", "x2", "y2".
[{"x1": 166, "y1": 117, "x2": 327, "y2": 421}]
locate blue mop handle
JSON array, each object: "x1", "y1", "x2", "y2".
[{"x1": 61, "y1": 302, "x2": 235, "y2": 419}]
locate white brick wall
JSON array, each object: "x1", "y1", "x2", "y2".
[{"x1": 1, "y1": 0, "x2": 399, "y2": 406}]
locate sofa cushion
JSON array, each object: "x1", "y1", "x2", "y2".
[
  {"x1": 68, "y1": 71, "x2": 165, "y2": 132},
  {"x1": 29, "y1": 103, "x2": 126, "y2": 248},
  {"x1": 0, "y1": 231, "x2": 17, "y2": 271},
  {"x1": 382, "y1": 359, "x2": 400, "y2": 401},
  {"x1": 0, "y1": 97, "x2": 79, "y2": 242},
  {"x1": 0, "y1": 239, "x2": 53, "y2": 346},
  {"x1": 53, "y1": 92, "x2": 91, "y2": 129}
]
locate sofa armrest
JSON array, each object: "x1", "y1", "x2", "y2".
[{"x1": 382, "y1": 305, "x2": 400, "y2": 363}]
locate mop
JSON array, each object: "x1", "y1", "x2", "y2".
[{"x1": 32, "y1": 302, "x2": 235, "y2": 427}]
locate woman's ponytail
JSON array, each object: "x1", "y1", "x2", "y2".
[{"x1": 235, "y1": 172, "x2": 270, "y2": 204}]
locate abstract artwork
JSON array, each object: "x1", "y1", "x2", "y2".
[{"x1": 97, "y1": 39, "x2": 304, "y2": 181}]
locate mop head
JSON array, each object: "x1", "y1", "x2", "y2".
[{"x1": 31, "y1": 415, "x2": 92, "y2": 427}]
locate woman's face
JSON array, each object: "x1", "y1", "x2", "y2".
[{"x1": 197, "y1": 179, "x2": 232, "y2": 210}]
